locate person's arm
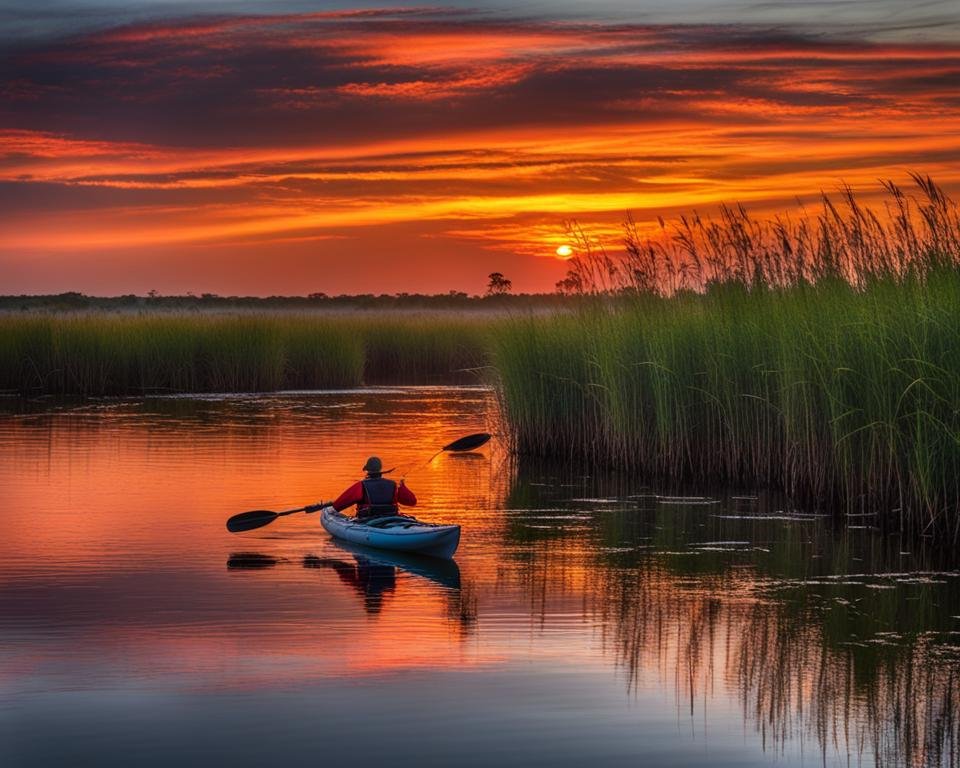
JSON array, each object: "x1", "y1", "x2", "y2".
[
  {"x1": 397, "y1": 480, "x2": 417, "y2": 507},
  {"x1": 331, "y1": 481, "x2": 364, "y2": 512}
]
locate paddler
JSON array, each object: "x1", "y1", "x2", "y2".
[{"x1": 331, "y1": 456, "x2": 417, "y2": 520}]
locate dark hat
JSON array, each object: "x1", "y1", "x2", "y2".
[{"x1": 363, "y1": 456, "x2": 383, "y2": 475}]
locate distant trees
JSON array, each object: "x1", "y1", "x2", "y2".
[
  {"x1": 555, "y1": 270, "x2": 583, "y2": 295},
  {"x1": 0, "y1": 290, "x2": 579, "y2": 313},
  {"x1": 486, "y1": 272, "x2": 512, "y2": 296}
]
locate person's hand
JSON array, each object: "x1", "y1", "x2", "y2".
[{"x1": 399, "y1": 478, "x2": 406, "y2": 486}]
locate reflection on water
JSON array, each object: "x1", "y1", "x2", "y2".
[
  {"x1": 1, "y1": 388, "x2": 958, "y2": 767},
  {"x1": 227, "y1": 552, "x2": 279, "y2": 569},
  {"x1": 300, "y1": 544, "x2": 463, "y2": 617}
]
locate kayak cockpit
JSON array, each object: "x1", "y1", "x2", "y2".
[{"x1": 357, "y1": 515, "x2": 419, "y2": 528}]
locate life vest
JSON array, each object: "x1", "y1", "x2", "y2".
[{"x1": 359, "y1": 477, "x2": 399, "y2": 518}]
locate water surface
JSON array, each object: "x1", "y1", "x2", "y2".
[{"x1": 1, "y1": 387, "x2": 958, "y2": 767}]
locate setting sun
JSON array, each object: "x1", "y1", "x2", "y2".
[{"x1": 556, "y1": 245, "x2": 574, "y2": 258}]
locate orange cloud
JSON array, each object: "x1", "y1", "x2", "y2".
[{"x1": 1, "y1": 12, "x2": 958, "y2": 293}]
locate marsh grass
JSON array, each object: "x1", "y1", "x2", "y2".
[
  {"x1": 494, "y1": 177, "x2": 960, "y2": 536},
  {"x1": 0, "y1": 312, "x2": 492, "y2": 396},
  {"x1": 359, "y1": 315, "x2": 492, "y2": 384}
]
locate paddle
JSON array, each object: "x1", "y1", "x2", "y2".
[
  {"x1": 226, "y1": 432, "x2": 493, "y2": 533},
  {"x1": 443, "y1": 433, "x2": 492, "y2": 452},
  {"x1": 226, "y1": 503, "x2": 324, "y2": 533},
  {"x1": 417, "y1": 433, "x2": 493, "y2": 469}
]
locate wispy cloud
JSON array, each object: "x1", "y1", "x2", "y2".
[{"x1": 1, "y1": 9, "x2": 958, "y2": 293}]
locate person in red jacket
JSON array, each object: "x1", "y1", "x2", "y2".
[{"x1": 331, "y1": 456, "x2": 417, "y2": 520}]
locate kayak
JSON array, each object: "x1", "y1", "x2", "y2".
[{"x1": 320, "y1": 506, "x2": 461, "y2": 559}]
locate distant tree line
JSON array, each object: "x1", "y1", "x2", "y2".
[{"x1": 0, "y1": 290, "x2": 575, "y2": 312}]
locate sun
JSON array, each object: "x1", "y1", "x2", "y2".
[{"x1": 555, "y1": 244, "x2": 574, "y2": 258}]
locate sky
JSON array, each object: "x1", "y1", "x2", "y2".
[{"x1": 1, "y1": 1, "x2": 959, "y2": 295}]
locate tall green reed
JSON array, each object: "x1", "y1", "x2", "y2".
[
  {"x1": 0, "y1": 313, "x2": 494, "y2": 396},
  {"x1": 495, "y1": 177, "x2": 960, "y2": 537},
  {"x1": 356, "y1": 314, "x2": 491, "y2": 385}
]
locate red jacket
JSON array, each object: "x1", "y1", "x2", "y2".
[{"x1": 332, "y1": 479, "x2": 417, "y2": 512}]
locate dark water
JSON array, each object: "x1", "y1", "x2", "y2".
[{"x1": 1, "y1": 387, "x2": 959, "y2": 767}]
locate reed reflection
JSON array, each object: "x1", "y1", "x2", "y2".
[{"x1": 503, "y1": 458, "x2": 960, "y2": 767}]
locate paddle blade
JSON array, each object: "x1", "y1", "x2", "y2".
[
  {"x1": 443, "y1": 432, "x2": 491, "y2": 452},
  {"x1": 226, "y1": 509, "x2": 279, "y2": 533}
]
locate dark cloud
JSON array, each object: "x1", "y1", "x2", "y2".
[
  {"x1": 1, "y1": 10, "x2": 958, "y2": 294},
  {"x1": 2, "y1": 13, "x2": 954, "y2": 150},
  {"x1": 0, "y1": 179, "x2": 256, "y2": 212}
]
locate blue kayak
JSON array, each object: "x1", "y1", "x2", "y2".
[{"x1": 320, "y1": 506, "x2": 461, "y2": 559}]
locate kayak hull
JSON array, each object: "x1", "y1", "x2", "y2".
[{"x1": 320, "y1": 507, "x2": 461, "y2": 559}]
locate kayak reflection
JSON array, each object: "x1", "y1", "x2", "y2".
[{"x1": 304, "y1": 539, "x2": 461, "y2": 614}]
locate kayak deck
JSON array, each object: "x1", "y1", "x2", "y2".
[{"x1": 320, "y1": 506, "x2": 461, "y2": 559}]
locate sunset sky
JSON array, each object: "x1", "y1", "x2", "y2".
[{"x1": 2, "y1": 1, "x2": 959, "y2": 295}]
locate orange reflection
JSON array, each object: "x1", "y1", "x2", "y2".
[{"x1": 1, "y1": 388, "x2": 959, "y2": 766}]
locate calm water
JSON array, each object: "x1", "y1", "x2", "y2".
[{"x1": 2, "y1": 387, "x2": 959, "y2": 767}]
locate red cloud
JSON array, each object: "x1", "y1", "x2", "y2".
[{"x1": 1, "y1": 11, "x2": 958, "y2": 294}]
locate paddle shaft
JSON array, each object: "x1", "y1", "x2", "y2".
[{"x1": 277, "y1": 505, "x2": 310, "y2": 517}]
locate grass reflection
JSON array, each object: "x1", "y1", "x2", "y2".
[{"x1": 504, "y1": 458, "x2": 960, "y2": 766}]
